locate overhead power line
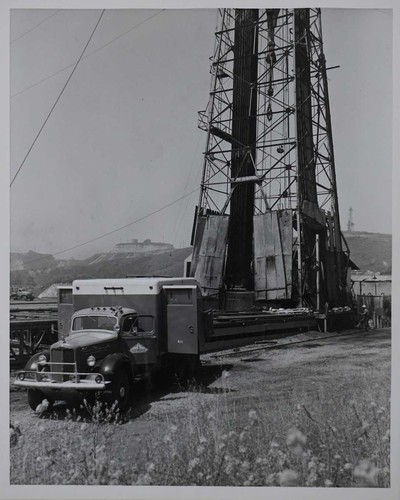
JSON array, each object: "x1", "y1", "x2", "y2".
[
  {"x1": 11, "y1": 10, "x2": 165, "y2": 99},
  {"x1": 10, "y1": 10, "x2": 105, "y2": 188},
  {"x1": 11, "y1": 10, "x2": 61, "y2": 44},
  {"x1": 11, "y1": 188, "x2": 199, "y2": 269}
]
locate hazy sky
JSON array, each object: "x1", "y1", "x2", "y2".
[{"x1": 10, "y1": 7, "x2": 393, "y2": 259}]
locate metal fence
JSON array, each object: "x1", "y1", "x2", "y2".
[{"x1": 356, "y1": 294, "x2": 391, "y2": 328}]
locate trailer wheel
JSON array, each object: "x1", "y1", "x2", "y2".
[
  {"x1": 27, "y1": 389, "x2": 53, "y2": 413},
  {"x1": 109, "y1": 367, "x2": 131, "y2": 412}
]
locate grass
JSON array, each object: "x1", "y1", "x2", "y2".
[{"x1": 10, "y1": 370, "x2": 390, "y2": 487}]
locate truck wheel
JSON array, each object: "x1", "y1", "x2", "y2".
[
  {"x1": 27, "y1": 389, "x2": 53, "y2": 413},
  {"x1": 109, "y1": 368, "x2": 131, "y2": 412}
]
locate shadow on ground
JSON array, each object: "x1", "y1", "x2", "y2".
[
  {"x1": 37, "y1": 361, "x2": 235, "y2": 423},
  {"x1": 127, "y1": 362, "x2": 235, "y2": 418}
]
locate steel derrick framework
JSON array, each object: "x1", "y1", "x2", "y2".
[{"x1": 192, "y1": 8, "x2": 350, "y2": 310}]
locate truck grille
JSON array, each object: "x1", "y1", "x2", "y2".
[{"x1": 50, "y1": 347, "x2": 75, "y2": 382}]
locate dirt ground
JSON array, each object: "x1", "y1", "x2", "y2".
[{"x1": 10, "y1": 327, "x2": 391, "y2": 467}]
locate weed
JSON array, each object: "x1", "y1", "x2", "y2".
[{"x1": 10, "y1": 377, "x2": 390, "y2": 487}]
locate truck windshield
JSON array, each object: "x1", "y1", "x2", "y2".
[{"x1": 72, "y1": 315, "x2": 117, "y2": 332}]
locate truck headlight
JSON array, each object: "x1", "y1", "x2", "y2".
[
  {"x1": 38, "y1": 354, "x2": 47, "y2": 366},
  {"x1": 17, "y1": 372, "x2": 25, "y2": 381},
  {"x1": 87, "y1": 355, "x2": 96, "y2": 367},
  {"x1": 95, "y1": 375, "x2": 103, "y2": 384}
]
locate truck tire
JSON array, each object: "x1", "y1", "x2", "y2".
[
  {"x1": 108, "y1": 367, "x2": 131, "y2": 412},
  {"x1": 27, "y1": 389, "x2": 53, "y2": 413}
]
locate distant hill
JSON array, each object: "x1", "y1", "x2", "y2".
[
  {"x1": 10, "y1": 250, "x2": 55, "y2": 271},
  {"x1": 10, "y1": 247, "x2": 192, "y2": 295},
  {"x1": 343, "y1": 231, "x2": 392, "y2": 274},
  {"x1": 10, "y1": 231, "x2": 391, "y2": 294}
]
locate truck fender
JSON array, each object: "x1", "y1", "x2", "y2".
[
  {"x1": 99, "y1": 353, "x2": 132, "y2": 381},
  {"x1": 24, "y1": 350, "x2": 50, "y2": 371}
]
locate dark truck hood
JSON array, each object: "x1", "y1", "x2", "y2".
[{"x1": 52, "y1": 330, "x2": 118, "y2": 349}]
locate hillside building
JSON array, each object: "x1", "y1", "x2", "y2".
[{"x1": 112, "y1": 239, "x2": 174, "y2": 255}]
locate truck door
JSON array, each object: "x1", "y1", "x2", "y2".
[
  {"x1": 163, "y1": 285, "x2": 198, "y2": 354},
  {"x1": 57, "y1": 286, "x2": 74, "y2": 339}
]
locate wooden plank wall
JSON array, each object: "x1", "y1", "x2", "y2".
[
  {"x1": 254, "y1": 210, "x2": 293, "y2": 300},
  {"x1": 189, "y1": 215, "x2": 206, "y2": 277},
  {"x1": 194, "y1": 215, "x2": 229, "y2": 296}
]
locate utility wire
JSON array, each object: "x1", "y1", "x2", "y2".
[
  {"x1": 11, "y1": 10, "x2": 61, "y2": 44},
  {"x1": 10, "y1": 10, "x2": 105, "y2": 188},
  {"x1": 11, "y1": 10, "x2": 164, "y2": 100},
  {"x1": 171, "y1": 134, "x2": 202, "y2": 245},
  {"x1": 11, "y1": 188, "x2": 199, "y2": 269}
]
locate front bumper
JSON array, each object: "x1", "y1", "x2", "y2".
[
  {"x1": 14, "y1": 376, "x2": 109, "y2": 391},
  {"x1": 14, "y1": 369, "x2": 110, "y2": 392}
]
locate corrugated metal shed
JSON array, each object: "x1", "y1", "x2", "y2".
[{"x1": 351, "y1": 274, "x2": 391, "y2": 296}]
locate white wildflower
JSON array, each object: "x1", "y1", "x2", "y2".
[
  {"x1": 239, "y1": 431, "x2": 247, "y2": 442},
  {"x1": 286, "y1": 428, "x2": 307, "y2": 455},
  {"x1": 163, "y1": 434, "x2": 172, "y2": 444},
  {"x1": 188, "y1": 458, "x2": 200, "y2": 472},
  {"x1": 279, "y1": 469, "x2": 299, "y2": 486},
  {"x1": 353, "y1": 459, "x2": 378, "y2": 486},
  {"x1": 248, "y1": 409, "x2": 258, "y2": 421}
]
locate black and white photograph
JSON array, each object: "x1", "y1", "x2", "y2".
[{"x1": 4, "y1": 0, "x2": 398, "y2": 498}]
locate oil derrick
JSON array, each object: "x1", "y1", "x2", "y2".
[
  {"x1": 189, "y1": 8, "x2": 351, "y2": 312},
  {"x1": 347, "y1": 207, "x2": 355, "y2": 232}
]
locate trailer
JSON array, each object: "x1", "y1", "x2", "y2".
[{"x1": 14, "y1": 277, "x2": 316, "y2": 411}]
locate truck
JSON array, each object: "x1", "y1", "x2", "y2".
[
  {"x1": 14, "y1": 277, "x2": 316, "y2": 412},
  {"x1": 10, "y1": 288, "x2": 34, "y2": 301}
]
